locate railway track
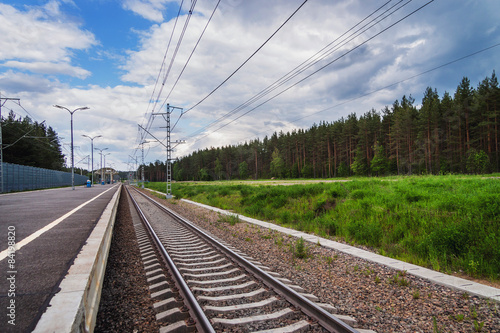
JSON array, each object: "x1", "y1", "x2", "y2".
[{"x1": 125, "y1": 185, "x2": 364, "y2": 333}]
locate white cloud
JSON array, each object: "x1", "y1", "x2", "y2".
[
  {"x1": 2, "y1": 61, "x2": 91, "y2": 79},
  {"x1": 119, "y1": 0, "x2": 443, "y2": 160},
  {"x1": 0, "y1": 2, "x2": 97, "y2": 72},
  {"x1": 9, "y1": 83, "x2": 151, "y2": 170},
  {"x1": 122, "y1": 0, "x2": 172, "y2": 22},
  {"x1": 2, "y1": 0, "x2": 500, "y2": 170},
  {"x1": 0, "y1": 70, "x2": 61, "y2": 94}
]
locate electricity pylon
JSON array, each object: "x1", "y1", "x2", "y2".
[{"x1": 142, "y1": 103, "x2": 184, "y2": 199}]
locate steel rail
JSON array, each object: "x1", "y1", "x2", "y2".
[
  {"x1": 125, "y1": 186, "x2": 215, "y2": 333},
  {"x1": 131, "y1": 187, "x2": 359, "y2": 333}
]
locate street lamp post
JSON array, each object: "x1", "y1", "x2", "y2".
[
  {"x1": 54, "y1": 105, "x2": 89, "y2": 190},
  {"x1": 103, "y1": 152, "x2": 110, "y2": 184},
  {"x1": 94, "y1": 147, "x2": 108, "y2": 184},
  {"x1": 82, "y1": 134, "x2": 102, "y2": 187}
]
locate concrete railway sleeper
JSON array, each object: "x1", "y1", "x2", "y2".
[
  {"x1": 126, "y1": 185, "x2": 373, "y2": 333},
  {"x1": 126, "y1": 186, "x2": 213, "y2": 333}
]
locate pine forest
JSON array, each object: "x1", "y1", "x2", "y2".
[
  {"x1": 144, "y1": 72, "x2": 500, "y2": 182},
  {"x1": 1, "y1": 110, "x2": 66, "y2": 170}
]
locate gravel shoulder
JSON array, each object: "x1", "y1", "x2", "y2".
[
  {"x1": 139, "y1": 189, "x2": 500, "y2": 333},
  {"x1": 95, "y1": 188, "x2": 159, "y2": 332}
]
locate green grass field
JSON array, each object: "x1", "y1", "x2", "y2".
[{"x1": 145, "y1": 175, "x2": 500, "y2": 281}]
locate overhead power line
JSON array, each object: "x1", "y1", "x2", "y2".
[
  {"x1": 160, "y1": 0, "x2": 222, "y2": 109},
  {"x1": 181, "y1": 0, "x2": 310, "y2": 116},
  {"x1": 154, "y1": 0, "x2": 198, "y2": 107},
  {"x1": 136, "y1": 0, "x2": 309, "y2": 162},
  {"x1": 138, "y1": 0, "x2": 198, "y2": 160},
  {"x1": 291, "y1": 42, "x2": 500, "y2": 123},
  {"x1": 240, "y1": 43, "x2": 500, "y2": 144},
  {"x1": 186, "y1": 0, "x2": 403, "y2": 138},
  {"x1": 3, "y1": 121, "x2": 46, "y2": 149},
  {"x1": 191, "y1": 0, "x2": 435, "y2": 144},
  {"x1": 142, "y1": 0, "x2": 186, "y2": 130},
  {"x1": 8, "y1": 100, "x2": 39, "y2": 121}
]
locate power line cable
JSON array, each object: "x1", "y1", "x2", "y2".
[
  {"x1": 136, "y1": 0, "x2": 308, "y2": 161},
  {"x1": 3, "y1": 121, "x2": 46, "y2": 149},
  {"x1": 1, "y1": 108, "x2": 20, "y2": 120},
  {"x1": 140, "y1": 0, "x2": 197, "y2": 154},
  {"x1": 161, "y1": 0, "x2": 222, "y2": 110},
  {"x1": 239, "y1": 43, "x2": 500, "y2": 145},
  {"x1": 9, "y1": 100, "x2": 39, "y2": 122},
  {"x1": 154, "y1": 0, "x2": 198, "y2": 109},
  {"x1": 291, "y1": 42, "x2": 500, "y2": 123},
  {"x1": 186, "y1": 0, "x2": 403, "y2": 138},
  {"x1": 140, "y1": 0, "x2": 186, "y2": 143},
  {"x1": 143, "y1": 0, "x2": 185, "y2": 116},
  {"x1": 192, "y1": 0, "x2": 435, "y2": 144},
  {"x1": 182, "y1": 0, "x2": 310, "y2": 116}
]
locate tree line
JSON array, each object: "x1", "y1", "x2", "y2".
[
  {"x1": 1, "y1": 111, "x2": 66, "y2": 170},
  {"x1": 142, "y1": 71, "x2": 499, "y2": 181}
]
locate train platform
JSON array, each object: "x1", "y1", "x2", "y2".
[{"x1": 0, "y1": 183, "x2": 121, "y2": 332}]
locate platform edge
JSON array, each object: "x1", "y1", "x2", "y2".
[{"x1": 33, "y1": 183, "x2": 122, "y2": 333}]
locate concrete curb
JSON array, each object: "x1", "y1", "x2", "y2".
[
  {"x1": 33, "y1": 183, "x2": 122, "y2": 333},
  {"x1": 180, "y1": 198, "x2": 500, "y2": 302}
]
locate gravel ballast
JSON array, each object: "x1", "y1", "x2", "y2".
[
  {"x1": 95, "y1": 188, "x2": 159, "y2": 332},
  {"x1": 96, "y1": 187, "x2": 500, "y2": 332}
]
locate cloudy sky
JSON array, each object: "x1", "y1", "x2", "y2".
[{"x1": 1, "y1": 0, "x2": 499, "y2": 172}]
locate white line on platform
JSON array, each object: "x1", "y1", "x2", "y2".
[{"x1": 0, "y1": 185, "x2": 118, "y2": 261}]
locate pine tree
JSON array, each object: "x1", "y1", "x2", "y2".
[
  {"x1": 351, "y1": 145, "x2": 369, "y2": 176},
  {"x1": 214, "y1": 157, "x2": 223, "y2": 180},
  {"x1": 418, "y1": 87, "x2": 441, "y2": 173},
  {"x1": 238, "y1": 161, "x2": 249, "y2": 179},
  {"x1": 371, "y1": 142, "x2": 388, "y2": 176},
  {"x1": 270, "y1": 148, "x2": 284, "y2": 178}
]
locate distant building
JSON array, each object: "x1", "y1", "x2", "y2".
[{"x1": 94, "y1": 167, "x2": 119, "y2": 183}]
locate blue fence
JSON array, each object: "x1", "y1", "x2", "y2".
[{"x1": 1, "y1": 162, "x2": 89, "y2": 193}]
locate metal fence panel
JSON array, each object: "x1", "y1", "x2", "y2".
[{"x1": 1, "y1": 162, "x2": 89, "y2": 193}]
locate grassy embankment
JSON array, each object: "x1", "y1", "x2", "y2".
[{"x1": 145, "y1": 175, "x2": 500, "y2": 281}]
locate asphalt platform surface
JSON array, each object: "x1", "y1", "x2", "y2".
[{"x1": 0, "y1": 184, "x2": 120, "y2": 332}]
